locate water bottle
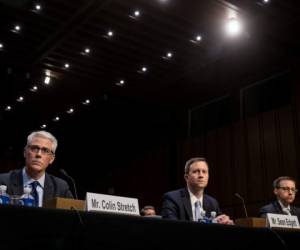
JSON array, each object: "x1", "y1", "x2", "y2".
[
  {"x1": 0, "y1": 185, "x2": 10, "y2": 205},
  {"x1": 210, "y1": 211, "x2": 217, "y2": 223},
  {"x1": 199, "y1": 210, "x2": 211, "y2": 223},
  {"x1": 20, "y1": 186, "x2": 35, "y2": 207}
]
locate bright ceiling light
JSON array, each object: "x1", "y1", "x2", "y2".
[
  {"x1": 53, "y1": 116, "x2": 60, "y2": 122},
  {"x1": 35, "y1": 4, "x2": 41, "y2": 10},
  {"x1": 64, "y1": 63, "x2": 70, "y2": 68},
  {"x1": 14, "y1": 25, "x2": 21, "y2": 31},
  {"x1": 225, "y1": 18, "x2": 242, "y2": 36},
  {"x1": 67, "y1": 108, "x2": 74, "y2": 114},
  {"x1": 41, "y1": 124, "x2": 47, "y2": 129},
  {"x1": 17, "y1": 96, "x2": 24, "y2": 102},
  {"x1": 107, "y1": 31, "x2": 113, "y2": 37},
  {"x1": 0, "y1": 43, "x2": 3, "y2": 49},
  {"x1": 5, "y1": 105, "x2": 12, "y2": 111},
  {"x1": 134, "y1": 10, "x2": 140, "y2": 17},
  {"x1": 142, "y1": 67, "x2": 147, "y2": 72},
  {"x1": 30, "y1": 85, "x2": 38, "y2": 92},
  {"x1": 44, "y1": 76, "x2": 51, "y2": 85}
]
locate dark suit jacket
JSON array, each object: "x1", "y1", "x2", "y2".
[
  {"x1": 0, "y1": 169, "x2": 73, "y2": 205},
  {"x1": 259, "y1": 200, "x2": 300, "y2": 221},
  {"x1": 161, "y1": 188, "x2": 222, "y2": 221}
]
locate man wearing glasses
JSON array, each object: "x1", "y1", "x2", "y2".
[
  {"x1": 259, "y1": 176, "x2": 300, "y2": 220},
  {"x1": 0, "y1": 130, "x2": 73, "y2": 207}
]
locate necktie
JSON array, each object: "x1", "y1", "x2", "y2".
[
  {"x1": 195, "y1": 200, "x2": 201, "y2": 222},
  {"x1": 282, "y1": 207, "x2": 291, "y2": 215},
  {"x1": 30, "y1": 181, "x2": 39, "y2": 207}
]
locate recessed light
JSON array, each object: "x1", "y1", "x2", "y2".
[
  {"x1": 35, "y1": 4, "x2": 41, "y2": 10},
  {"x1": 64, "y1": 63, "x2": 70, "y2": 69},
  {"x1": 16, "y1": 96, "x2": 24, "y2": 102},
  {"x1": 82, "y1": 99, "x2": 90, "y2": 105},
  {"x1": 5, "y1": 105, "x2": 12, "y2": 111},
  {"x1": 53, "y1": 116, "x2": 60, "y2": 122},
  {"x1": 107, "y1": 30, "x2": 113, "y2": 37},
  {"x1": 225, "y1": 18, "x2": 242, "y2": 36},
  {"x1": 30, "y1": 85, "x2": 38, "y2": 92},
  {"x1": 44, "y1": 76, "x2": 51, "y2": 85},
  {"x1": 67, "y1": 108, "x2": 74, "y2": 114},
  {"x1": 41, "y1": 124, "x2": 47, "y2": 129},
  {"x1": 134, "y1": 10, "x2": 140, "y2": 17}
]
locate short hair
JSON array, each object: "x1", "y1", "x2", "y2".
[
  {"x1": 140, "y1": 205, "x2": 155, "y2": 216},
  {"x1": 184, "y1": 157, "x2": 207, "y2": 174},
  {"x1": 27, "y1": 130, "x2": 58, "y2": 153},
  {"x1": 273, "y1": 176, "x2": 296, "y2": 189}
]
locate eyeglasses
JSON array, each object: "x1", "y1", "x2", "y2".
[
  {"x1": 27, "y1": 145, "x2": 54, "y2": 155},
  {"x1": 277, "y1": 186, "x2": 298, "y2": 194}
]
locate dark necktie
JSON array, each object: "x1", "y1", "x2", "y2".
[{"x1": 30, "y1": 181, "x2": 39, "y2": 207}]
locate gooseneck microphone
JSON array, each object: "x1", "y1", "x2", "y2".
[
  {"x1": 59, "y1": 169, "x2": 78, "y2": 200},
  {"x1": 234, "y1": 193, "x2": 248, "y2": 218}
]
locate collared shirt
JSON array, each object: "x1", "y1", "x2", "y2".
[
  {"x1": 278, "y1": 200, "x2": 291, "y2": 215},
  {"x1": 187, "y1": 188, "x2": 204, "y2": 221},
  {"x1": 22, "y1": 167, "x2": 45, "y2": 207}
]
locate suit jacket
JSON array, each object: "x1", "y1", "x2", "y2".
[
  {"x1": 161, "y1": 188, "x2": 222, "y2": 221},
  {"x1": 0, "y1": 169, "x2": 73, "y2": 205},
  {"x1": 259, "y1": 200, "x2": 300, "y2": 221}
]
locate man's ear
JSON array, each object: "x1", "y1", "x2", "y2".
[
  {"x1": 49, "y1": 155, "x2": 55, "y2": 164},
  {"x1": 184, "y1": 174, "x2": 188, "y2": 182},
  {"x1": 273, "y1": 188, "x2": 278, "y2": 196}
]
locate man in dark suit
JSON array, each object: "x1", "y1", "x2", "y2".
[
  {"x1": 161, "y1": 157, "x2": 233, "y2": 224},
  {"x1": 259, "y1": 176, "x2": 300, "y2": 220},
  {"x1": 0, "y1": 130, "x2": 73, "y2": 207}
]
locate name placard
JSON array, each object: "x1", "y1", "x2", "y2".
[
  {"x1": 85, "y1": 192, "x2": 140, "y2": 216},
  {"x1": 266, "y1": 213, "x2": 300, "y2": 229}
]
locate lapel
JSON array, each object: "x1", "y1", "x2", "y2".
[
  {"x1": 10, "y1": 170, "x2": 24, "y2": 195},
  {"x1": 273, "y1": 200, "x2": 285, "y2": 214},
  {"x1": 181, "y1": 188, "x2": 193, "y2": 221},
  {"x1": 202, "y1": 194, "x2": 210, "y2": 215},
  {"x1": 43, "y1": 173, "x2": 54, "y2": 202}
]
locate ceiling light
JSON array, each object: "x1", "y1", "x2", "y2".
[
  {"x1": 40, "y1": 124, "x2": 47, "y2": 129},
  {"x1": 107, "y1": 31, "x2": 113, "y2": 37},
  {"x1": 142, "y1": 67, "x2": 147, "y2": 72},
  {"x1": 225, "y1": 18, "x2": 242, "y2": 36},
  {"x1": 263, "y1": 0, "x2": 270, "y2": 3},
  {"x1": 44, "y1": 76, "x2": 51, "y2": 85},
  {"x1": 64, "y1": 63, "x2": 70, "y2": 69},
  {"x1": 53, "y1": 116, "x2": 60, "y2": 122},
  {"x1": 134, "y1": 10, "x2": 140, "y2": 17},
  {"x1": 81, "y1": 48, "x2": 90, "y2": 55},
  {"x1": 116, "y1": 79, "x2": 125, "y2": 86},
  {"x1": 82, "y1": 99, "x2": 90, "y2": 105},
  {"x1": 30, "y1": 85, "x2": 38, "y2": 92},
  {"x1": 67, "y1": 108, "x2": 74, "y2": 114},
  {"x1": 0, "y1": 43, "x2": 3, "y2": 49},
  {"x1": 11, "y1": 24, "x2": 21, "y2": 33},
  {"x1": 16, "y1": 96, "x2": 24, "y2": 102},
  {"x1": 35, "y1": 4, "x2": 41, "y2": 10},
  {"x1": 5, "y1": 105, "x2": 12, "y2": 111}
]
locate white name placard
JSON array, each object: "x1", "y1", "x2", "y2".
[
  {"x1": 266, "y1": 213, "x2": 300, "y2": 229},
  {"x1": 85, "y1": 192, "x2": 140, "y2": 216}
]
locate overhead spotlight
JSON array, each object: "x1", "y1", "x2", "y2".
[
  {"x1": 35, "y1": 4, "x2": 41, "y2": 11},
  {"x1": 129, "y1": 9, "x2": 141, "y2": 19},
  {"x1": 16, "y1": 96, "x2": 24, "y2": 102},
  {"x1": 5, "y1": 105, "x2": 12, "y2": 111},
  {"x1": 190, "y1": 35, "x2": 202, "y2": 44},
  {"x1": 263, "y1": 0, "x2": 270, "y2": 3},
  {"x1": 67, "y1": 108, "x2": 74, "y2": 114},
  {"x1": 225, "y1": 18, "x2": 242, "y2": 36},
  {"x1": 134, "y1": 10, "x2": 140, "y2": 17},
  {"x1": 64, "y1": 63, "x2": 70, "y2": 69},
  {"x1": 44, "y1": 76, "x2": 51, "y2": 85},
  {"x1": 11, "y1": 24, "x2": 21, "y2": 33},
  {"x1": 30, "y1": 85, "x2": 38, "y2": 92},
  {"x1": 0, "y1": 43, "x2": 3, "y2": 50},
  {"x1": 163, "y1": 51, "x2": 173, "y2": 60},
  {"x1": 81, "y1": 47, "x2": 90, "y2": 55},
  {"x1": 82, "y1": 99, "x2": 90, "y2": 105},
  {"x1": 53, "y1": 116, "x2": 60, "y2": 122},
  {"x1": 40, "y1": 124, "x2": 47, "y2": 129},
  {"x1": 116, "y1": 79, "x2": 125, "y2": 86},
  {"x1": 107, "y1": 30, "x2": 113, "y2": 37}
]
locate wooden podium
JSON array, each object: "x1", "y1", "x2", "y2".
[
  {"x1": 44, "y1": 197, "x2": 85, "y2": 210},
  {"x1": 235, "y1": 217, "x2": 267, "y2": 228}
]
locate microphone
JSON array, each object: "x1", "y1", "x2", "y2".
[
  {"x1": 59, "y1": 169, "x2": 78, "y2": 200},
  {"x1": 234, "y1": 193, "x2": 248, "y2": 218}
]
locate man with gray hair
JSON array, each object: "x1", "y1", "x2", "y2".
[
  {"x1": 0, "y1": 130, "x2": 73, "y2": 207},
  {"x1": 161, "y1": 157, "x2": 233, "y2": 224}
]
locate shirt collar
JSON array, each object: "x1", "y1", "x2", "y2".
[
  {"x1": 277, "y1": 199, "x2": 291, "y2": 211},
  {"x1": 22, "y1": 167, "x2": 45, "y2": 188},
  {"x1": 187, "y1": 187, "x2": 203, "y2": 205}
]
